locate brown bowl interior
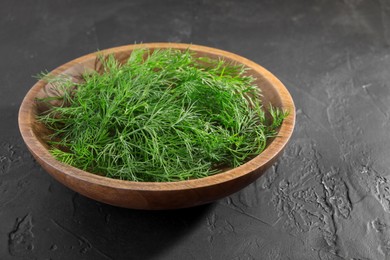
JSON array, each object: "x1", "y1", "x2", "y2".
[{"x1": 19, "y1": 43, "x2": 295, "y2": 210}]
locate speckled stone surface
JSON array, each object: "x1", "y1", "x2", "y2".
[{"x1": 1, "y1": 0, "x2": 390, "y2": 259}]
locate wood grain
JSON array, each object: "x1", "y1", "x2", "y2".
[{"x1": 18, "y1": 43, "x2": 295, "y2": 210}]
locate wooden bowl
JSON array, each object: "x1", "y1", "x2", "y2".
[{"x1": 18, "y1": 43, "x2": 295, "y2": 210}]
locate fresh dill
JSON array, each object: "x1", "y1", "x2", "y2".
[{"x1": 37, "y1": 48, "x2": 288, "y2": 182}]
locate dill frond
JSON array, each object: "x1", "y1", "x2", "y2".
[{"x1": 36, "y1": 48, "x2": 287, "y2": 182}]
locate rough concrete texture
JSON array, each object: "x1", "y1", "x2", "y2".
[{"x1": 1, "y1": 0, "x2": 390, "y2": 259}]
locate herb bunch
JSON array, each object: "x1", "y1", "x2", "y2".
[{"x1": 37, "y1": 49, "x2": 288, "y2": 182}]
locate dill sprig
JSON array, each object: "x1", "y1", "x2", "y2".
[{"x1": 37, "y1": 48, "x2": 288, "y2": 182}]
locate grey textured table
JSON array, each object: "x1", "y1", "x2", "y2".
[{"x1": 1, "y1": 0, "x2": 390, "y2": 259}]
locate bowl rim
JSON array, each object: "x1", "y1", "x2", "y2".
[{"x1": 18, "y1": 42, "x2": 295, "y2": 191}]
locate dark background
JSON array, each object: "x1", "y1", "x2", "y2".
[{"x1": 1, "y1": 0, "x2": 390, "y2": 259}]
